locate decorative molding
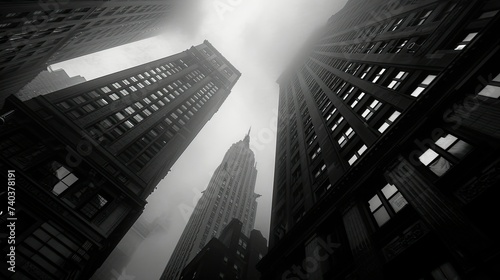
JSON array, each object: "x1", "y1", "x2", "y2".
[{"x1": 382, "y1": 221, "x2": 429, "y2": 261}]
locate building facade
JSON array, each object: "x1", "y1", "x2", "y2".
[
  {"x1": 0, "y1": 40, "x2": 240, "y2": 279},
  {"x1": 161, "y1": 132, "x2": 260, "y2": 280},
  {"x1": 180, "y1": 219, "x2": 267, "y2": 280},
  {"x1": 259, "y1": 0, "x2": 500, "y2": 279},
  {"x1": 16, "y1": 68, "x2": 86, "y2": 101},
  {"x1": 0, "y1": 0, "x2": 179, "y2": 106}
]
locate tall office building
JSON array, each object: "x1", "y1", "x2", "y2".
[
  {"x1": 160, "y1": 132, "x2": 260, "y2": 280},
  {"x1": 180, "y1": 219, "x2": 267, "y2": 280},
  {"x1": 16, "y1": 68, "x2": 86, "y2": 101},
  {"x1": 0, "y1": 40, "x2": 240, "y2": 279},
  {"x1": 0, "y1": 0, "x2": 180, "y2": 106},
  {"x1": 259, "y1": 1, "x2": 500, "y2": 279}
]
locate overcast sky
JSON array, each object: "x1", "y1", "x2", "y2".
[{"x1": 53, "y1": 0, "x2": 348, "y2": 279}]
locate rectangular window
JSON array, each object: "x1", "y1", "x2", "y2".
[
  {"x1": 378, "y1": 110, "x2": 401, "y2": 133},
  {"x1": 350, "y1": 92, "x2": 365, "y2": 108},
  {"x1": 101, "y1": 86, "x2": 111, "y2": 93},
  {"x1": 410, "y1": 75, "x2": 437, "y2": 97},
  {"x1": 369, "y1": 183, "x2": 408, "y2": 226},
  {"x1": 337, "y1": 127, "x2": 355, "y2": 148},
  {"x1": 372, "y1": 68, "x2": 386, "y2": 83},
  {"x1": 80, "y1": 193, "x2": 109, "y2": 219},
  {"x1": 477, "y1": 85, "x2": 500, "y2": 99},
  {"x1": 454, "y1": 32, "x2": 478, "y2": 51},
  {"x1": 361, "y1": 99, "x2": 382, "y2": 120},
  {"x1": 387, "y1": 71, "x2": 409, "y2": 89},
  {"x1": 418, "y1": 133, "x2": 473, "y2": 176},
  {"x1": 348, "y1": 144, "x2": 367, "y2": 165}
]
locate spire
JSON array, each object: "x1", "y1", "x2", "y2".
[{"x1": 243, "y1": 126, "x2": 251, "y2": 145}]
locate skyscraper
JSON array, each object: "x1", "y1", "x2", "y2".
[
  {"x1": 160, "y1": 132, "x2": 260, "y2": 280},
  {"x1": 0, "y1": 40, "x2": 240, "y2": 279},
  {"x1": 180, "y1": 219, "x2": 267, "y2": 280},
  {"x1": 0, "y1": 0, "x2": 180, "y2": 106},
  {"x1": 16, "y1": 68, "x2": 86, "y2": 101},
  {"x1": 259, "y1": 0, "x2": 500, "y2": 279}
]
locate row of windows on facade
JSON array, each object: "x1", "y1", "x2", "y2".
[
  {"x1": 274, "y1": 128, "x2": 476, "y2": 241},
  {"x1": 273, "y1": 70, "x2": 500, "y2": 236},
  {"x1": 56, "y1": 59, "x2": 194, "y2": 118},
  {"x1": 112, "y1": 81, "x2": 219, "y2": 172},
  {"x1": 280, "y1": 73, "x2": 500, "y2": 194},
  {"x1": 281, "y1": 71, "x2": 500, "y2": 194},
  {"x1": 319, "y1": 5, "x2": 498, "y2": 56},
  {"x1": 320, "y1": 3, "x2": 455, "y2": 45}
]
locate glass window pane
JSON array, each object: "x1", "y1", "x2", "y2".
[
  {"x1": 388, "y1": 111, "x2": 401, "y2": 121},
  {"x1": 368, "y1": 195, "x2": 382, "y2": 212},
  {"x1": 378, "y1": 122, "x2": 390, "y2": 133},
  {"x1": 429, "y1": 157, "x2": 452, "y2": 176},
  {"x1": 478, "y1": 85, "x2": 500, "y2": 98},
  {"x1": 55, "y1": 166, "x2": 70, "y2": 179},
  {"x1": 53, "y1": 182, "x2": 68, "y2": 195},
  {"x1": 463, "y1": 32, "x2": 478, "y2": 42},
  {"x1": 62, "y1": 173, "x2": 78, "y2": 186},
  {"x1": 389, "y1": 192, "x2": 408, "y2": 213},
  {"x1": 411, "y1": 86, "x2": 425, "y2": 97},
  {"x1": 435, "y1": 134, "x2": 457, "y2": 149},
  {"x1": 422, "y1": 75, "x2": 436, "y2": 85},
  {"x1": 448, "y1": 140, "x2": 473, "y2": 159},
  {"x1": 419, "y1": 149, "x2": 439, "y2": 165},
  {"x1": 381, "y1": 183, "x2": 398, "y2": 199},
  {"x1": 373, "y1": 207, "x2": 390, "y2": 226},
  {"x1": 493, "y1": 74, "x2": 500, "y2": 82}
]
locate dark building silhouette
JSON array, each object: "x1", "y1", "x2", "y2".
[
  {"x1": 259, "y1": 0, "x2": 500, "y2": 279},
  {"x1": 0, "y1": 0, "x2": 180, "y2": 107},
  {"x1": 161, "y1": 132, "x2": 260, "y2": 280},
  {"x1": 16, "y1": 68, "x2": 86, "y2": 101},
  {"x1": 180, "y1": 219, "x2": 267, "y2": 280},
  {"x1": 0, "y1": 40, "x2": 240, "y2": 279}
]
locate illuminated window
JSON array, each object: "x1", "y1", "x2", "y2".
[
  {"x1": 477, "y1": 85, "x2": 500, "y2": 99},
  {"x1": 361, "y1": 99, "x2": 382, "y2": 120},
  {"x1": 337, "y1": 126, "x2": 355, "y2": 148},
  {"x1": 372, "y1": 68, "x2": 386, "y2": 83},
  {"x1": 378, "y1": 110, "x2": 401, "y2": 133},
  {"x1": 387, "y1": 71, "x2": 409, "y2": 89},
  {"x1": 418, "y1": 133, "x2": 473, "y2": 176},
  {"x1": 350, "y1": 92, "x2": 365, "y2": 108},
  {"x1": 348, "y1": 144, "x2": 367, "y2": 165},
  {"x1": 368, "y1": 183, "x2": 408, "y2": 226},
  {"x1": 454, "y1": 32, "x2": 478, "y2": 51},
  {"x1": 410, "y1": 75, "x2": 436, "y2": 97}
]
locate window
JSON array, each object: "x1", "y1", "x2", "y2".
[
  {"x1": 80, "y1": 193, "x2": 109, "y2": 219},
  {"x1": 73, "y1": 96, "x2": 86, "y2": 104},
  {"x1": 359, "y1": 66, "x2": 372, "y2": 79},
  {"x1": 101, "y1": 86, "x2": 111, "y2": 93},
  {"x1": 120, "y1": 89, "x2": 129, "y2": 96},
  {"x1": 330, "y1": 115, "x2": 344, "y2": 132},
  {"x1": 82, "y1": 104, "x2": 95, "y2": 113},
  {"x1": 313, "y1": 162, "x2": 327, "y2": 178},
  {"x1": 310, "y1": 145, "x2": 322, "y2": 161},
  {"x1": 112, "y1": 82, "x2": 121, "y2": 89},
  {"x1": 337, "y1": 127, "x2": 355, "y2": 148},
  {"x1": 418, "y1": 133, "x2": 473, "y2": 176},
  {"x1": 409, "y1": 9, "x2": 433, "y2": 26},
  {"x1": 378, "y1": 110, "x2": 401, "y2": 133},
  {"x1": 372, "y1": 68, "x2": 386, "y2": 83},
  {"x1": 477, "y1": 85, "x2": 500, "y2": 99},
  {"x1": 368, "y1": 183, "x2": 408, "y2": 226},
  {"x1": 109, "y1": 93, "x2": 120, "y2": 101},
  {"x1": 96, "y1": 99, "x2": 108, "y2": 106},
  {"x1": 410, "y1": 75, "x2": 436, "y2": 97},
  {"x1": 454, "y1": 32, "x2": 478, "y2": 51},
  {"x1": 351, "y1": 92, "x2": 365, "y2": 108},
  {"x1": 361, "y1": 99, "x2": 382, "y2": 120},
  {"x1": 387, "y1": 71, "x2": 409, "y2": 89},
  {"x1": 348, "y1": 144, "x2": 367, "y2": 165},
  {"x1": 389, "y1": 17, "x2": 405, "y2": 31},
  {"x1": 50, "y1": 164, "x2": 79, "y2": 195}
]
